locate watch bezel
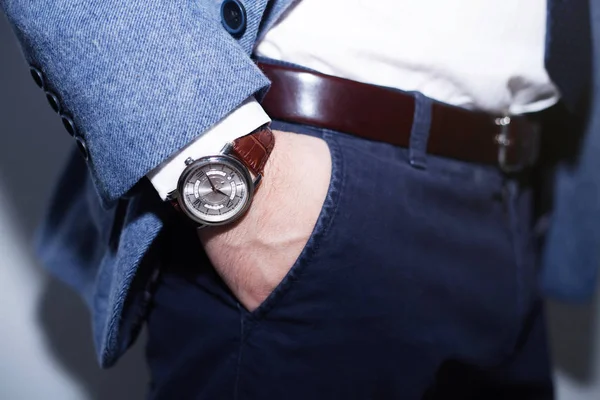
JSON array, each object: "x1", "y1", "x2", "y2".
[{"x1": 176, "y1": 154, "x2": 255, "y2": 226}]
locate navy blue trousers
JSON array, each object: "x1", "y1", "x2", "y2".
[{"x1": 145, "y1": 116, "x2": 554, "y2": 399}]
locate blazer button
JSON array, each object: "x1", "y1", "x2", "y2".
[
  {"x1": 61, "y1": 115, "x2": 76, "y2": 137},
  {"x1": 45, "y1": 92, "x2": 61, "y2": 113},
  {"x1": 30, "y1": 67, "x2": 45, "y2": 89},
  {"x1": 75, "y1": 136, "x2": 89, "y2": 161},
  {"x1": 221, "y1": 0, "x2": 246, "y2": 38}
]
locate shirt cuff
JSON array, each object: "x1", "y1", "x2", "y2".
[{"x1": 147, "y1": 97, "x2": 271, "y2": 200}]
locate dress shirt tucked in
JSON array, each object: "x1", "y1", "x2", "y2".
[{"x1": 149, "y1": 0, "x2": 560, "y2": 199}]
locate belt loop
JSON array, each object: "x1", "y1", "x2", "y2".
[{"x1": 408, "y1": 92, "x2": 433, "y2": 169}]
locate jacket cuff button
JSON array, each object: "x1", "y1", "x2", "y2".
[
  {"x1": 45, "y1": 92, "x2": 61, "y2": 113},
  {"x1": 61, "y1": 115, "x2": 76, "y2": 136},
  {"x1": 30, "y1": 67, "x2": 45, "y2": 89},
  {"x1": 75, "y1": 136, "x2": 89, "y2": 161}
]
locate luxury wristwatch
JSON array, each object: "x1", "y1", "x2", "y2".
[{"x1": 168, "y1": 126, "x2": 275, "y2": 226}]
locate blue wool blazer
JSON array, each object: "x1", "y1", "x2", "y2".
[{"x1": 0, "y1": 0, "x2": 598, "y2": 367}]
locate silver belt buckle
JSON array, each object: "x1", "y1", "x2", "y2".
[{"x1": 494, "y1": 115, "x2": 539, "y2": 173}]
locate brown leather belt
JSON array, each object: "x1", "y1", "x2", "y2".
[{"x1": 257, "y1": 62, "x2": 541, "y2": 172}]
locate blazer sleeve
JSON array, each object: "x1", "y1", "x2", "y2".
[{"x1": 0, "y1": 0, "x2": 271, "y2": 207}]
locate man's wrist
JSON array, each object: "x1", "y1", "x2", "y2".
[{"x1": 147, "y1": 97, "x2": 271, "y2": 200}]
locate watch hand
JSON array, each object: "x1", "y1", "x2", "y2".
[
  {"x1": 214, "y1": 186, "x2": 229, "y2": 197},
  {"x1": 205, "y1": 173, "x2": 229, "y2": 197},
  {"x1": 205, "y1": 173, "x2": 218, "y2": 192}
]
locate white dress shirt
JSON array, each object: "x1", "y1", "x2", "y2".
[{"x1": 148, "y1": 0, "x2": 560, "y2": 200}]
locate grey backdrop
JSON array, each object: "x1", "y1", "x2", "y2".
[{"x1": 0, "y1": 10, "x2": 599, "y2": 400}]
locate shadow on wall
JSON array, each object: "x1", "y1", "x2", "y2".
[
  {"x1": 547, "y1": 299, "x2": 599, "y2": 383},
  {"x1": 0, "y1": 15, "x2": 148, "y2": 400},
  {"x1": 37, "y1": 279, "x2": 148, "y2": 400}
]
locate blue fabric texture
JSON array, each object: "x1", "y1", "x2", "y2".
[
  {"x1": 0, "y1": 0, "x2": 273, "y2": 206},
  {"x1": 0, "y1": 0, "x2": 598, "y2": 367}
]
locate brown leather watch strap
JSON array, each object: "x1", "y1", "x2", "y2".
[{"x1": 230, "y1": 125, "x2": 275, "y2": 176}]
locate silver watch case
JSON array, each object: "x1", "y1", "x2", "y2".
[{"x1": 174, "y1": 151, "x2": 261, "y2": 226}]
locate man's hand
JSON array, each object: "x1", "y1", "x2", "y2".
[{"x1": 198, "y1": 130, "x2": 332, "y2": 311}]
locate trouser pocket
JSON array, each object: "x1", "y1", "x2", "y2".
[
  {"x1": 235, "y1": 126, "x2": 538, "y2": 399},
  {"x1": 246, "y1": 123, "x2": 345, "y2": 320}
]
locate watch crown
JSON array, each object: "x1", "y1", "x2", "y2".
[
  {"x1": 184, "y1": 157, "x2": 194, "y2": 166},
  {"x1": 166, "y1": 190, "x2": 178, "y2": 201}
]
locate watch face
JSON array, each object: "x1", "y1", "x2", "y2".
[{"x1": 177, "y1": 155, "x2": 253, "y2": 225}]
